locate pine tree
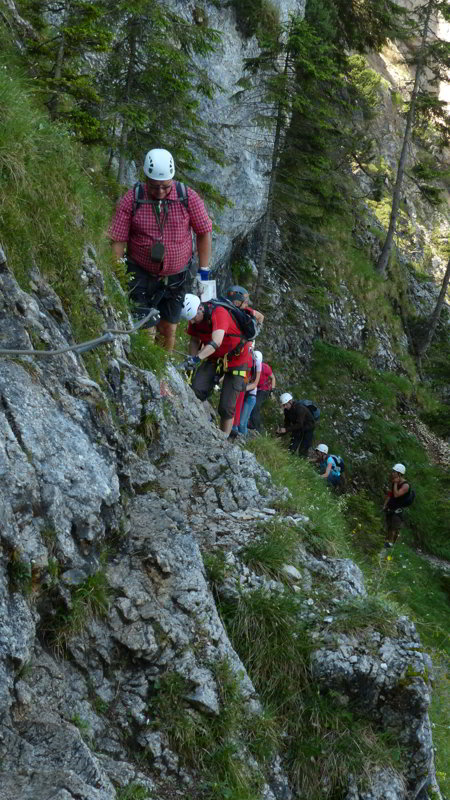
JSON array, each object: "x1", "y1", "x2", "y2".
[
  {"x1": 416, "y1": 257, "x2": 450, "y2": 359},
  {"x1": 375, "y1": 0, "x2": 450, "y2": 276},
  {"x1": 101, "y1": 0, "x2": 222, "y2": 192},
  {"x1": 16, "y1": 0, "x2": 112, "y2": 143},
  {"x1": 245, "y1": 0, "x2": 405, "y2": 297}
]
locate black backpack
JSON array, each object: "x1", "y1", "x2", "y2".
[
  {"x1": 202, "y1": 297, "x2": 260, "y2": 349},
  {"x1": 131, "y1": 180, "x2": 188, "y2": 216},
  {"x1": 397, "y1": 487, "x2": 415, "y2": 508},
  {"x1": 330, "y1": 454, "x2": 345, "y2": 472},
  {"x1": 299, "y1": 399, "x2": 320, "y2": 421}
]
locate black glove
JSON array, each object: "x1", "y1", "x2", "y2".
[{"x1": 178, "y1": 355, "x2": 201, "y2": 371}]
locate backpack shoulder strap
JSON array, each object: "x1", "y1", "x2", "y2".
[
  {"x1": 176, "y1": 181, "x2": 189, "y2": 209},
  {"x1": 132, "y1": 182, "x2": 145, "y2": 216}
]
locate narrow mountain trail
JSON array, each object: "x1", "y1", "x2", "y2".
[{"x1": 401, "y1": 411, "x2": 450, "y2": 468}]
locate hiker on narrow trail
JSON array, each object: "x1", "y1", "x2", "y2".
[
  {"x1": 383, "y1": 463, "x2": 414, "y2": 548},
  {"x1": 109, "y1": 148, "x2": 212, "y2": 351},
  {"x1": 277, "y1": 393, "x2": 316, "y2": 457},
  {"x1": 180, "y1": 292, "x2": 260, "y2": 437},
  {"x1": 314, "y1": 444, "x2": 344, "y2": 488}
]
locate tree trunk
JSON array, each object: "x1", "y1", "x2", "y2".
[
  {"x1": 254, "y1": 52, "x2": 289, "y2": 304},
  {"x1": 375, "y1": 0, "x2": 433, "y2": 277},
  {"x1": 416, "y1": 258, "x2": 450, "y2": 359},
  {"x1": 117, "y1": 22, "x2": 136, "y2": 185}
]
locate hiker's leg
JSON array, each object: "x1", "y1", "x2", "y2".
[
  {"x1": 156, "y1": 319, "x2": 177, "y2": 351},
  {"x1": 299, "y1": 428, "x2": 314, "y2": 457},
  {"x1": 289, "y1": 433, "x2": 302, "y2": 454},
  {"x1": 219, "y1": 373, "x2": 246, "y2": 435},
  {"x1": 384, "y1": 511, "x2": 395, "y2": 544},
  {"x1": 156, "y1": 270, "x2": 187, "y2": 352},
  {"x1": 238, "y1": 394, "x2": 256, "y2": 434},
  {"x1": 234, "y1": 390, "x2": 245, "y2": 429},
  {"x1": 191, "y1": 360, "x2": 217, "y2": 401},
  {"x1": 126, "y1": 260, "x2": 161, "y2": 325},
  {"x1": 250, "y1": 390, "x2": 266, "y2": 431},
  {"x1": 143, "y1": 327, "x2": 157, "y2": 343},
  {"x1": 391, "y1": 514, "x2": 402, "y2": 544}
]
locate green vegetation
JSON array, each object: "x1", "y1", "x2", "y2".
[
  {"x1": 7, "y1": 550, "x2": 32, "y2": 596},
  {"x1": 42, "y1": 570, "x2": 111, "y2": 656},
  {"x1": 148, "y1": 661, "x2": 277, "y2": 799},
  {"x1": 128, "y1": 332, "x2": 169, "y2": 378},
  {"x1": 218, "y1": 585, "x2": 403, "y2": 799},
  {"x1": 240, "y1": 521, "x2": 301, "y2": 579},
  {"x1": 13, "y1": 0, "x2": 225, "y2": 203},
  {"x1": 116, "y1": 784, "x2": 151, "y2": 800},
  {"x1": 71, "y1": 713, "x2": 92, "y2": 741},
  {"x1": 2, "y1": 0, "x2": 449, "y2": 796},
  {"x1": 203, "y1": 549, "x2": 230, "y2": 588},
  {"x1": 332, "y1": 595, "x2": 399, "y2": 636},
  {"x1": 241, "y1": 433, "x2": 450, "y2": 798},
  {"x1": 231, "y1": 0, "x2": 281, "y2": 43},
  {"x1": 0, "y1": 54, "x2": 123, "y2": 347},
  {"x1": 246, "y1": 436, "x2": 351, "y2": 557},
  {"x1": 295, "y1": 340, "x2": 450, "y2": 560}
]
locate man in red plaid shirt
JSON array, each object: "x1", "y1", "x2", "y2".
[{"x1": 109, "y1": 148, "x2": 212, "y2": 351}]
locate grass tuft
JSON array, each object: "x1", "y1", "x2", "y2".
[
  {"x1": 43, "y1": 570, "x2": 111, "y2": 656},
  {"x1": 128, "y1": 331, "x2": 169, "y2": 377},
  {"x1": 240, "y1": 521, "x2": 301, "y2": 579}
]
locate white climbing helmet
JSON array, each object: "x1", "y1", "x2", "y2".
[
  {"x1": 316, "y1": 444, "x2": 329, "y2": 455},
  {"x1": 180, "y1": 293, "x2": 201, "y2": 321},
  {"x1": 143, "y1": 148, "x2": 175, "y2": 180},
  {"x1": 280, "y1": 393, "x2": 293, "y2": 405},
  {"x1": 392, "y1": 463, "x2": 406, "y2": 474}
]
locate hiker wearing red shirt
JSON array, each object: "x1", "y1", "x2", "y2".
[
  {"x1": 109, "y1": 148, "x2": 212, "y2": 351},
  {"x1": 180, "y1": 291, "x2": 260, "y2": 437},
  {"x1": 249, "y1": 361, "x2": 276, "y2": 431}
]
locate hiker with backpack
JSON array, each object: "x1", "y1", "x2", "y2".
[
  {"x1": 222, "y1": 286, "x2": 264, "y2": 438},
  {"x1": 248, "y1": 361, "x2": 276, "y2": 432},
  {"x1": 109, "y1": 148, "x2": 212, "y2": 351},
  {"x1": 314, "y1": 444, "x2": 344, "y2": 488},
  {"x1": 237, "y1": 346, "x2": 262, "y2": 436},
  {"x1": 276, "y1": 393, "x2": 316, "y2": 456},
  {"x1": 383, "y1": 463, "x2": 414, "y2": 547},
  {"x1": 179, "y1": 289, "x2": 260, "y2": 436}
]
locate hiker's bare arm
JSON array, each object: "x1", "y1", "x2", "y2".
[
  {"x1": 196, "y1": 232, "x2": 212, "y2": 269},
  {"x1": 319, "y1": 461, "x2": 332, "y2": 479},
  {"x1": 247, "y1": 369, "x2": 261, "y2": 393},
  {"x1": 393, "y1": 481, "x2": 409, "y2": 498},
  {"x1": 198, "y1": 329, "x2": 224, "y2": 360},
  {"x1": 111, "y1": 241, "x2": 126, "y2": 260},
  {"x1": 252, "y1": 309, "x2": 264, "y2": 324},
  {"x1": 270, "y1": 373, "x2": 276, "y2": 389}
]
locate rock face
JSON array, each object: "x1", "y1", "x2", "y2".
[
  {"x1": 0, "y1": 260, "x2": 443, "y2": 800},
  {"x1": 138, "y1": 0, "x2": 306, "y2": 267}
]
